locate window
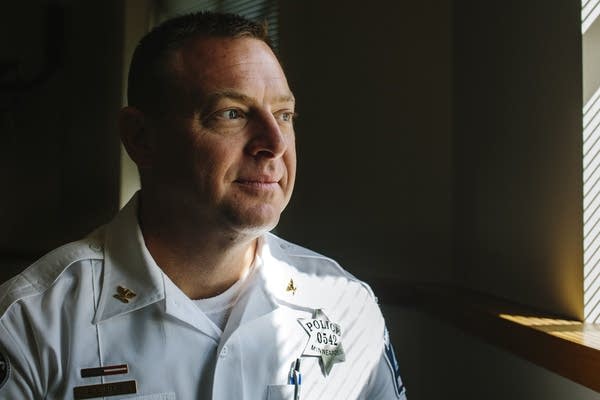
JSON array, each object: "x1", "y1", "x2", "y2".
[
  {"x1": 582, "y1": 0, "x2": 600, "y2": 322},
  {"x1": 156, "y1": 0, "x2": 279, "y2": 49}
]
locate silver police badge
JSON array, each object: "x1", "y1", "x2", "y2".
[{"x1": 298, "y1": 309, "x2": 345, "y2": 375}]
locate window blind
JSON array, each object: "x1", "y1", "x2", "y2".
[{"x1": 157, "y1": 0, "x2": 279, "y2": 49}]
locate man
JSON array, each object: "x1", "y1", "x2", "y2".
[{"x1": 0, "y1": 12, "x2": 406, "y2": 399}]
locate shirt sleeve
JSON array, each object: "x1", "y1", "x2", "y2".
[
  {"x1": 360, "y1": 326, "x2": 408, "y2": 399},
  {"x1": 0, "y1": 319, "x2": 39, "y2": 399}
]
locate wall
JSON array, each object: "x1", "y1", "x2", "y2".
[
  {"x1": 453, "y1": 0, "x2": 583, "y2": 319},
  {"x1": 119, "y1": 0, "x2": 152, "y2": 207},
  {"x1": 0, "y1": 1, "x2": 124, "y2": 281},
  {"x1": 277, "y1": 0, "x2": 454, "y2": 284},
  {"x1": 383, "y1": 306, "x2": 600, "y2": 400}
]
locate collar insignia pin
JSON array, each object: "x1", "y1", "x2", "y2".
[
  {"x1": 113, "y1": 286, "x2": 137, "y2": 304},
  {"x1": 286, "y1": 278, "x2": 297, "y2": 295}
]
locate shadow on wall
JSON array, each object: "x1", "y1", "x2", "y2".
[{"x1": 0, "y1": 1, "x2": 123, "y2": 282}]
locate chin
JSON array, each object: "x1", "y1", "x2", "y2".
[
  {"x1": 225, "y1": 207, "x2": 282, "y2": 236},
  {"x1": 239, "y1": 216, "x2": 280, "y2": 235}
]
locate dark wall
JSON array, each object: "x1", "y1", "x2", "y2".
[
  {"x1": 277, "y1": 0, "x2": 454, "y2": 284},
  {"x1": 0, "y1": 1, "x2": 123, "y2": 280},
  {"x1": 453, "y1": 1, "x2": 583, "y2": 318}
]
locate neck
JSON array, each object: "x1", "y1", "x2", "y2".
[{"x1": 138, "y1": 191, "x2": 260, "y2": 299}]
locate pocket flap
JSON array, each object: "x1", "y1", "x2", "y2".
[
  {"x1": 266, "y1": 384, "x2": 295, "y2": 400},
  {"x1": 130, "y1": 393, "x2": 176, "y2": 400}
]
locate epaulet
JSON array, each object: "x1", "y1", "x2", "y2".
[
  {"x1": 0, "y1": 236, "x2": 103, "y2": 319},
  {"x1": 266, "y1": 233, "x2": 378, "y2": 302}
]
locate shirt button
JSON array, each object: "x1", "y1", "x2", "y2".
[{"x1": 219, "y1": 346, "x2": 229, "y2": 358}]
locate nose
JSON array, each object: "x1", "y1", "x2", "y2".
[{"x1": 245, "y1": 111, "x2": 288, "y2": 158}]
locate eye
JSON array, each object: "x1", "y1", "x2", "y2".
[
  {"x1": 218, "y1": 109, "x2": 245, "y2": 120},
  {"x1": 203, "y1": 107, "x2": 248, "y2": 133},
  {"x1": 275, "y1": 110, "x2": 297, "y2": 124}
]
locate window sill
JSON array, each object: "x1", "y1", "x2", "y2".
[{"x1": 370, "y1": 282, "x2": 600, "y2": 393}]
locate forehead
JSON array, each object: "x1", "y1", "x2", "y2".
[{"x1": 170, "y1": 36, "x2": 291, "y2": 98}]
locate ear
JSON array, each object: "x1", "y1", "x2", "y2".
[{"x1": 119, "y1": 106, "x2": 155, "y2": 169}]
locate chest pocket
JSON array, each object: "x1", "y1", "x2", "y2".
[
  {"x1": 126, "y1": 393, "x2": 176, "y2": 400},
  {"x1": 266, "y1": 385, "x2": 295, "y2": 400}
]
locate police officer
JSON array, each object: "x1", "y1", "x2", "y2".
[{"x1": 0, "y1": 12, "x2": 407, "y2": 399}]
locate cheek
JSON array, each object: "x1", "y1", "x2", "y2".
[
  {"x1": 283, "y1": 152, "x2": 297, "y2": 201},
  {"x1": 286, "y1": 139, "x2": 297, "y2": 178},
  {"x1": 286, "y1": 153, "x2": 297, "y2": 179},
  {"x1": 191, "y1": 141, "x2": 239, "y2": 183},
  {"x1": 155, "y1": 142, "x2": 194, "y2": 181},
  {"x1": 154, "y1": 124, "x2": 196, "y2": 172}
]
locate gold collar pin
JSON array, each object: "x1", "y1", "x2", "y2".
[
  {"x1": 286, "y1": 278, "x2": 297, "y2": 295},
  {"x1": 113, "y1": 286, "x2": 137, "y2": 303}
]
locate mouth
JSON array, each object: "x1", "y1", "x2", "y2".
[{"x1": 234, "y1": 177, "x2": 280, "y2": 190}]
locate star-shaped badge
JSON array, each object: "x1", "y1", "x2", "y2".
[{"x1": 298, "y1": 309, "x2": 345, "y2": 375}]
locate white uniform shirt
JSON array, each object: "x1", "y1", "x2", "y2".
[{"x1": 0, "y1": 196, "x2": 406, "y2": 399}]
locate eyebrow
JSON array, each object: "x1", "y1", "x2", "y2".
[{"x1": 204, "y1": 90, "x2": 253, "y2": 106}]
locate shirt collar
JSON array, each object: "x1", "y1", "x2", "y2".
[
  {"x1": 92, "y1": 194, "x2": 330, "y2": 325},
  {"x1": 257, "y1": 234, "x2": 327, "y2": 311},
  {"x1": 217, "y1": 235, "x2": 320, "y2": 343},
  {"x1": 93, "y1": 193, "x2": 165, "y2": 324}
]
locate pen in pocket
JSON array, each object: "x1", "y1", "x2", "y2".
[{"x1": 289, "y1": 358, "x2": 301, "y2": 400}]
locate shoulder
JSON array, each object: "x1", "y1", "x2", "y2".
[
  {"x1": 265, "y1": 233, "x2": 379, "y2": 307},
  {"x1": 267, "y1": 234, "x2": 358, "y2": 278},
  {"x1": 0, "y1": 229, "x2": 105, "y2": 320}
]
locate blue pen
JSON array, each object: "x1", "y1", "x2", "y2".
[
  {"x1": 288, "y1": 362, "x2": 295, "y2": 385},
  {"x1": 293, "y1": 358, "x2": 301, "y2": 400},
  {"x1": 288, "y1": 359, "x2": 302, "y2": 384}
]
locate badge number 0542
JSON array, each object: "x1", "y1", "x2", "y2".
[{"x1": 315, "y1": 332, "x2": 338, "y2": 346}]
